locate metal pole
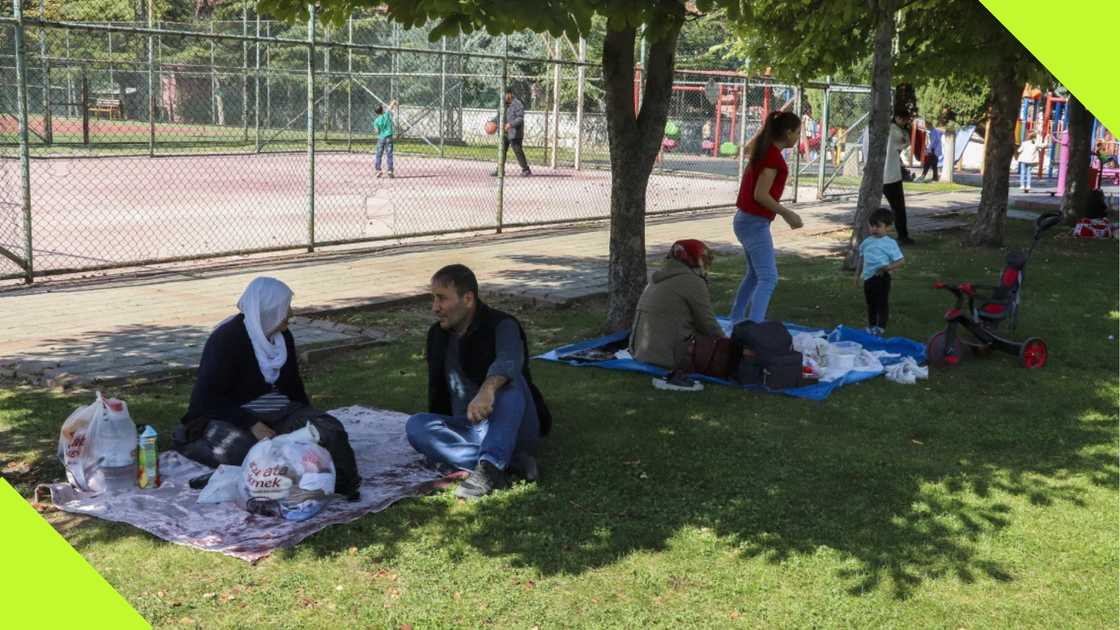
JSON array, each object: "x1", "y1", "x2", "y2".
[
  {"x1": 65, "y1": 30, "x2": 73, "y2": 118},
  {"x1": 242, "y1": 4, "x2": 249, "y2": 144},
  {"x1": 81, "y1": 69, "x2": 89, "y2": 144},
  {"x1": 265, "y1": 21, "x2": 271, "y2": 129},
  {"x1": 550, "y1": 38, "x2": 561, "y2": 169},
  {"x1": 209, "y1": 21, "x2": 216, "y2": 123},
  {"x1": 107, "y1": 29, "x2": 113, "y2": 89},
  {"x1": 147, "y1": 0, "x2": 155, "y2": 157},
  {"x1": 574, "y1": 36, "x2": 585, "y2": 170},
  {"x1": 439, "y1": 36, "x2": 446, "y2": 157},
  {"x1": 322, "y1": 24, "x2": 330, "y2": 142},
  {"x1": 792, "y1": 86, "x2": 802, "y2": 203},
  {"x1": 346, "y1": 16, "x2": 353, "y2": 152},
  {"x1": 390, "y1": 22, "x2": 397, "y2": 103},
  {"x1": 817, "y1": 85, "x2": 830, "y2": 199},
  {"x1": 307, "y1": 4, "x2": 316, "y2": 252},
  {"x1": 13, "y1": 0, "x2": 33, "y2": 282},
  {"x1": 254, "y1": 12, "x2": 261, "y2": 152},
  {"x1": 736, "y1": 80, "x2": 748, "y2": 180},
  {"x1": 38, "y1": 0, "x2": 51, "y2": 145},
  {"x1": 496, "y1": 36, "x2": 507, "y2": 234}
]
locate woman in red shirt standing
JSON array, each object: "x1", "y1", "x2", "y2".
[{"x1": 730, "y1": 111, "x2": 804, "y2": 323}]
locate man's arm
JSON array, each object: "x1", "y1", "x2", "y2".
[{"x1": 467, "y1": 320, "x2": 524, "y2": 423}]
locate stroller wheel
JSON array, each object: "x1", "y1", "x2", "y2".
[
  {"x1": 1019, "y1": 337, "x2": 1048, "y2": 369},
  {"x1": 927, "y1": 331, "x2": 962, "y2": 368}
]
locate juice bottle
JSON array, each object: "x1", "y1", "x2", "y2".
[{"x1": 137, "y1": 424, "x2": 160, "y2": 489}]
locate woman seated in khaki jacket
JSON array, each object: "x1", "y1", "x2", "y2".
[{"x1": 629, "y1": 239, "x2": 725, "y2": 371}]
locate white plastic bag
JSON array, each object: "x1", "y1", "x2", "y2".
[
  {"x1": 239, "y1": 423, "x2": 336, "y2": 520},
  {"x1": 58, "y1": 394, "x2": 101, "y2": 491},
  {"x1": 58, "y1": 392, "x2": 137, "y2": 493},
  {"x1": 198, "y1": 464, "x2": 244, "y2": 503}
]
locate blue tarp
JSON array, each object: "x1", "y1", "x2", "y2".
[{"x1": 535, "y1": 320, "x2": 927, "y2": 402}]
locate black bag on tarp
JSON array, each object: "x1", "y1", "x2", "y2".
[{"x1": 731, "y1": 321, "x2": 805, "y2": 389}]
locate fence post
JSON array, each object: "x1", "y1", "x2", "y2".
[
  {"x1": 265, "y1": 21, "x2": 271, "y2": 128},
  {"x1": 242, "y1": 4, "x2": 249, "y2": 144},
  {"x1": 209, "y1": 21, "x2": 216, "y2": 124},
  {"x1": 13, "y1": 0, "x2": 32, "y2": 283},
  {"x1": 439, "y1": 36, "x2": 446, "y2": 157},
  {"x1": 736, "y1": 79, "x2": 748, "y2": 181},
  {"x1": 346, "y1": 16, "x2": 353, "y2": 152},
  {"x1": 254, "y1": 12, "x2": 261, "y2": 152},
  {"x1": 322, "y1": 25, "x2": 330, "y2": 143},
  {"x1": 817, "y1": 85, "x2": 830, "y2": 200},
  {"x1": 64, "y1": 30, "x2": 73, "y2": 118},
  {"x1": 550, "y1": 38, "x2": 561, "y2": 169},
  {"x1": 792, "y1": 86, "x2": 802, "y2": 203},
  {"x1": 307, "y1": 4, "x2": 316, "y2": 252},
  {"x1": 147, "y1": 0, "x2": 156, "y2": 157},
  {"x1": 80, "y1": 69, "x2": 89, "y2": 144},
  {"x1": 38, "y1": 0, "x2": 51, "y2": 145},
  {"x1": 574, "y1": 37, "x2": 586, "y2": 170},
  {"x1": 496, "y1": 36, "x2": 508, "y2": 234}
]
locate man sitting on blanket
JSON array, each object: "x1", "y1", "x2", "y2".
[
  {"x1": 406, "y1": 264, "x2": 552, "y2": 500},
  {"x1": 172, "y1": 277, "x2": 362, "y2": 500},
  {"x1": 630, "y1": 239, "x2": 726, "y2": 386}
]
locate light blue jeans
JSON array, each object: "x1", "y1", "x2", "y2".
[
  {"x1": 375, "y1": 137, "x2": 394, "y2": 173},
  {"x1": 730, "y1": 211, "x2": 779, "y2": 324},
  {"x1": 405, "y1": 376, "x2": 539, "y2": 471},
  {"x1": 1019, "y1": 162, "x2": 1032, "y2": 190}
]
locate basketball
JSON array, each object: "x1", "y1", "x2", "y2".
[{"x1": 484, "y1": 121, "x2": 498, "y2": 135}]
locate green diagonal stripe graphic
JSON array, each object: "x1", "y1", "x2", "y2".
[
  {"x1": 0, "y1": 480, "x2": 149, "y2": 628},
  {"x1": 981, "y1": 0, "x2": 1119, "y2": 131}
]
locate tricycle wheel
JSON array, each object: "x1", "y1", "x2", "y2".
[
  {"x1": 927, "y1": 331, "x2": 962, "y2": 368},
  {"x1": 1019, "y1": 337, "x2": 1048, "y2": 369}
]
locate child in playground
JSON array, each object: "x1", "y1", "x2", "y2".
[
  {"x1": 1095, "y1": 140, "x2": 1118, "y2": 169},
  {"x1": 856, "y1": 208, "x2": 905, "y2": 337},
  {"x1": 1015, "y1": 129, "x2": 1048, "y2": 193},
  {"x1": 374, "y1": 101, "x2": 396, "y2": 178}
]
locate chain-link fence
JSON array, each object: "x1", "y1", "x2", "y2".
[{"x1": 0, "y1": 7, "x2": 870, "y2": 282}]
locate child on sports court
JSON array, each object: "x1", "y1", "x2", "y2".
[
  {"x1": 856, "y1": 208, "x2": 905, "y2": 336},
  {"x1": 374, "y1": 101, "x2": 395, "y2": 178}
]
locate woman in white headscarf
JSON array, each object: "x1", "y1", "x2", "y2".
[{"x1": 172, "y1": 277, "x2": 361, "y2": 499}]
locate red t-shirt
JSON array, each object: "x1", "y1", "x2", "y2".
[{"x1": 736, "y1": 144, "x2": 788, "y2": 221}]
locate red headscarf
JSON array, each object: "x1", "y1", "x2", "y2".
[{"x1": 669, "y1": 239, "x2": 711, "y2": 269}]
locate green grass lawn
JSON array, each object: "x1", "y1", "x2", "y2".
[{"x1": 1, "y1": 219, "x2": 1116, "y2": 628}]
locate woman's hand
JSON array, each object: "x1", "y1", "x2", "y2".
[
  {"x1": 782, "y1": 210, "x2": 804, "y2": 230},
  {"x1": 250, "y1": 422, "x2": 276, "y2": 441}
]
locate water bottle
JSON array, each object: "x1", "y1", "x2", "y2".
[
  {"x1": 96, "y1": 398, "x2": 137, "y2": 493},
  {"x1": 137, "y1": 425, "x2": 160, "y2": 489}
]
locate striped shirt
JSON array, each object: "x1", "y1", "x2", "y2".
[{"x1": 241, "y1": 390, "x2": 292, "y2": 418}]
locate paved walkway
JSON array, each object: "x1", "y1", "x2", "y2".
[{"x1": 0, "y1": 190, "x2": 979, "y2": 387}]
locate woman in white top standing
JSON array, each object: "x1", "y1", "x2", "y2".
[
  {"x1": 1016, "y1": 129, "x2": 1049, "y2": 193},
  {"x1": 882, "y1": 107, "x2": 915, "y2": 245}
]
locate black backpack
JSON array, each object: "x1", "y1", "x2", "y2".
[
  {"x1": 731, "y1": 321, "x2": 805, "y2": 389},
  {"x1": 1086, "y1": 188, "x2": 1108, "y2": 219}
]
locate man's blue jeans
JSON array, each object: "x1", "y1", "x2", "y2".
[
  {"x1": 406, "y1": 376, "x2": 538, "y2": 471},
  {"x1": 730, "y1": 211, "x2": 779, "y2": 323},
  {"x1": 375, "y1": 137, "x2": 394, "y2": 173}
]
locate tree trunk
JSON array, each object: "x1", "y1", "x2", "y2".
[
  {"x1": 1061, "y1": 94, "x2": 1093, "y2": 221},
  {"x1": 602, "y1": 16, "x2": 682, "y2": 333},
  {"x1": 843, "y1": 6, "x2": 895, "y2": 270},
  {"x1": 968, "y1": 67, "x2": 1019, "y2": 246}
]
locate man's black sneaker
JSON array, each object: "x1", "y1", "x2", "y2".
[{"x1": 454, "y1": 460, "x2": 510, "y2": 500}]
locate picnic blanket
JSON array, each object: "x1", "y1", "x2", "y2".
[
  {"x1": 536, "y1": 320, "x2": 926, "y2": 402},
  {"x1": 43, "y1": 406, "x2": 449, "y2": 562}
]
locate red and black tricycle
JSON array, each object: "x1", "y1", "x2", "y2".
[{"x1": 927, "y1": 211, "x2": 1063, "y2": 369}]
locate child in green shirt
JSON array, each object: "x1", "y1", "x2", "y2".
[{"x1": 374, "y1": 102, "x2": 395, "y2": 178}]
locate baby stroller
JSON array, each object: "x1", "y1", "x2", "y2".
[{"x1": 927, "y1": 211, "x2": 1063, "y2": 369}]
